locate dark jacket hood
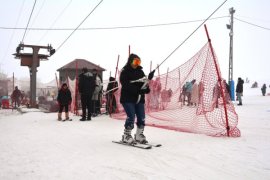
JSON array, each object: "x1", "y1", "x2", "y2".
[
  {"x1": 109, "y1": 77, "x2": 115, "y2": 81},
  {"x1": 125, "y1": 53, "x2": 140, "y2": 67}
]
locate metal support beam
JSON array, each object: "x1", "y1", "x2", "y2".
[
  {"x1": 13, "y1": 43, "x2": 55, "y2": 108},
  {"x1": 227, "y1": 7, "x2": 235, "y2": 100}
]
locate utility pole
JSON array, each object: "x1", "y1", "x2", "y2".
[
  {"x1": 13, "y1": 43, "x2": 55, "y2": 108},
  {"x1": 226, "y1": 7, "x2": 235, "y2": 100}
]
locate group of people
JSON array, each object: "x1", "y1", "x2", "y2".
[
  {"x1": 0, "y1": 86, "x2": 29, "y2": 109},
  {"x1": 212, "y1": 79, "x2": 230, "y2": 108},
  {"x1": 250, "y1": 81, "x2": 268, "y2": 96},
  {"x1": 57, "y1": 67, "x2": 120, "y2": 122},
  {"x1": 56, "y1": 68, "x2": 103, "y2": 121},
  {"x1": 55, "y1": 53, "x2": 153, "y2": 143},
  {"x1": 148, "y1": 77, "x2": 174, "y2": 110},
  {"x1": 55, "y1": 53, "x2": 247, "y2": 144},
  {"x1": 178, "y1": 77, "x2": 243, "y2": 108},
  {"x1": 179, "y1": 79, "x2": 201, "y2": 107}
]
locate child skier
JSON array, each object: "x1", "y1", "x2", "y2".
[{"x1": 57, "y1": 83, "x2": 72, "y2": 121}]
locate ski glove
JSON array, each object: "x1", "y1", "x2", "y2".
[
  {"x1": 148, "y1": 70, "x2": 155, "y2": 80},
  {"x1": 139, "y1": 88, "x2": 150, "y2": 94}
]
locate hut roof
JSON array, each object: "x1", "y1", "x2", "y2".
[{"x1": 57, "y1": 59, "x2": 106, "y2": 72}]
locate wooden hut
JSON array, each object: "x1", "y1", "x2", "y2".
[{"x1": 57, "y1": 59, "x2": 106, "y2": 83}]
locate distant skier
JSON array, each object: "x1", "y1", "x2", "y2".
[
  {"x1": 106, "y1": 76, "x2": 118, "y2": 114},
  {"x1": 236, "y1": 77, "x2": 244, "y2": 106},
  {"x1": 11, "y1": 86, "x2": 22, "y2": 108},
  {"x1": 149, "y1": 77, "x2": 161, "y2": 109},
  {"x1": 57, "y1": 83, "x2": 72, "y2": 121},
  {"x1": 91, "y1": 69, "x2": 102, "y2": 117},
  {"x1": 119, "y1": 53, "x2": 155, "y2": 144},
  {"x1": 185, "y1": 79, "x2": 196, "y2": 106},
  {"x1": 261, "y1": 84, "x2": 267, "y2": 96}
]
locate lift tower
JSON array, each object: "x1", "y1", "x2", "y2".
[
  {"x1": 13, "y1": 43, "x2": 55, "y2": 108},
  {"x1": 226, "y1": 7, "x2": 235, "y2": 100}
]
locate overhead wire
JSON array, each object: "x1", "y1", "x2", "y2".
[
  {"x1": 56, "y1": 0, "x2": 103, "y2": 53},
  {"x1": 24, "y1": 0, "x2": 46, "y2": 40},
  {"x1": 3, "y1": 0, "x2": 268, "y2": 69},
  {"x1": 155, "y1": 0, "x2": 229, "y2": 71},
  {"x1": 0, "y1": 16, "x2": 228, "y2": 31},
  {"x1": 0, "y1": 0, "x2": 26, "y2": 65},
  {"x1": 2, "y1": 16, "x2": 270, "y2": 32},
  {"x1": 235, "y1": 15, "x2": 270, "y2": 23},
  {"x1": 234, "y1": 17, "x2": 270, "y2": 31},
  {"x1": 21, "y1": 0, "x2": 37, "y2": 43},
  {"x1": 37, "y1": 0, "x2": 73, "y2": 43},
  {"x1": 29, "y1": 0, "x2": 46, "y2": 27}
]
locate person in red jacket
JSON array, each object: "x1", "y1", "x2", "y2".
[
  {"x1": 57, "y1": 83, "x2": 72, "y2": 121},
  {"x1": 11, "y1": 86, "x2": 22, "y2": 108}
]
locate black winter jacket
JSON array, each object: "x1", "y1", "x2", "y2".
[
  {"x1": 236, "y1": 79, "x2": 244, "y2": 93},
  {"x1": 120, "y1": 65, "x2": 150, "y2": 103},
  {"x1": 57, "y1": 88, "x2": 72, "y2": 105},
  {"x1": 78, "y1": 72, "x2": 96, "y2": 96}
]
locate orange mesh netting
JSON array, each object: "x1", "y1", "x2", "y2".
[{"x1": 110, "y1": 42, "x2": 240, "y2": 137}]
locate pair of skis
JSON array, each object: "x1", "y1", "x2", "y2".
[
  {"x1": 112, "y1": 140, "x2": 161, "y2": 149},
  {"x1": 57, "y1": 119, "x2": 72, "y2": 122}
]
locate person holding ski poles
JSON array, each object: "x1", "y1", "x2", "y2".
[{"x1": 120, "y1": 53, "x2": 155, "y2": 144}]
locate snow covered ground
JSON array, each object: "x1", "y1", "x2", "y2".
[{"x1": 0, "y1": 85, "x2": 270, "y2": 180}]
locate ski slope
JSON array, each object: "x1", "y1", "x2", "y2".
[{"x1": 0, "y1": 85, "x2": 270, "y2": 180}]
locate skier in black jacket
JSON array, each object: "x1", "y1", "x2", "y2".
[
  {"x1": 78, "y1": 67, "x2": 96, "y2": 120},
  {"x1": 120, "y1": 53, "x2": 155, "y2": 144}
]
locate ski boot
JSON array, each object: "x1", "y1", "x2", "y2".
[
  {"x1": 122, "y1": 128, "x2": 134, "y2": 144},
  {"x1": 87, "y1": 113, "x2": 91, "y2": 121},
  {"x1": 58, "y1": 113, "x2": 62, "y2": 121},
  {"x1": 80, "y1": 116, "x2": 86, "y2": 121},
  {"x1": 65, "y1": 112, "x2": 72, "y2": 121},
  {"x1": 134, "y1": 127, "x2": 148, "y2": 144}
]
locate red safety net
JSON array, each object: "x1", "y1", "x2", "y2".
[{"x1": 110, "y1": 42, "x2": 241, "y2": 137}]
